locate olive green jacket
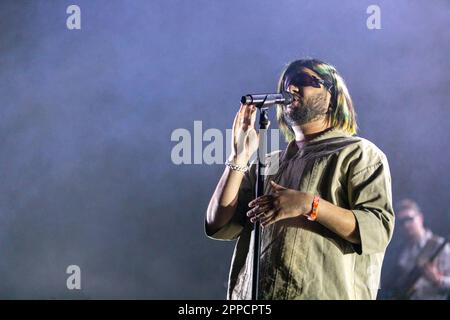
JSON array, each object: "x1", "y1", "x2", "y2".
[{"x1": 206, "y1": 128, "x2": 395, "y2": 300}]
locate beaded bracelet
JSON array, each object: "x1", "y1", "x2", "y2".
[{"x1": 225, "y1": 160, "x2": 249, "y2": 173}]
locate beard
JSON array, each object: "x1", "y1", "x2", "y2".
[{"x1": 283, "y1": 92, "x2": 329, "y2": 126}]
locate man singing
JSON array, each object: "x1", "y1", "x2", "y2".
[{"x1": 205, "y1": 58, "x2": 395, "y2": 300}]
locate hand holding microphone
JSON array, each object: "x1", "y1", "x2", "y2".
[
  {"x1": 229, "y1": 91, "x2": 290, "y2": 166},
  {"x1": 230, "y1": 104, "x2": 259, "y2": 166}
]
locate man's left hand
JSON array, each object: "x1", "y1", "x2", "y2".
[{"x1": 246, "y1": 181, "x2": 313, "y2": 228}]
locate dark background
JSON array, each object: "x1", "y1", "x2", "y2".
[{"x1": 0, "y1": 0, "x2": 449, "y2": 298}]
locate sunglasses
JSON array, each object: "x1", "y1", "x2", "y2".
[{"x1": 284, "y1": 72, "x2": 333, "y2": 92}]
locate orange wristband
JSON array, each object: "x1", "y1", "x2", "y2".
[{"x1": 307, "y1": 195, "x2": 320, "y2": 221}]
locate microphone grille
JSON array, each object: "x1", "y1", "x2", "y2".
[{"x1": 240, "y1": 95, "x2": 252, "y2": 105}]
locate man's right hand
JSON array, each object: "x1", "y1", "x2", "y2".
[
  {"x1": 230, "y1": 103, "x2": 259, "y2": 166},
  {"x1": 206, "y1": 104, "x2": 261, "y2": 237}
]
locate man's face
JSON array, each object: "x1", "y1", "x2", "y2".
[
  {"x1": 398, "y1": 208, "x2": 424, "y2": 242},
  {"x1": 282, "y1": 68, "x2": 331, "y2": 126}
]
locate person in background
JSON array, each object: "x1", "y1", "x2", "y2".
[{"x1": 388, "y1": 199, "x2": 450, "y2": 299}]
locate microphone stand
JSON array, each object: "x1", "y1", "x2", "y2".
[{"x1": 251, "y1": 104, "x2": 269, "y2": 300}]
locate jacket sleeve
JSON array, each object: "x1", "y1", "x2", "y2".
[
  {"x1": 348, "y1": 151, "x2": 395, "y2": 255},
  {"x1": 205, "y1": 164, "x2": 255, "y2": 241}
]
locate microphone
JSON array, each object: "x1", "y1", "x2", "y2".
[{"x1": 241, "y1": 91, "x2": 293, "y2": 107}]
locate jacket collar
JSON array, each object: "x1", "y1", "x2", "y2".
[{"x1": 281, "y1": 127, "x2": 354, "y2": 162}]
